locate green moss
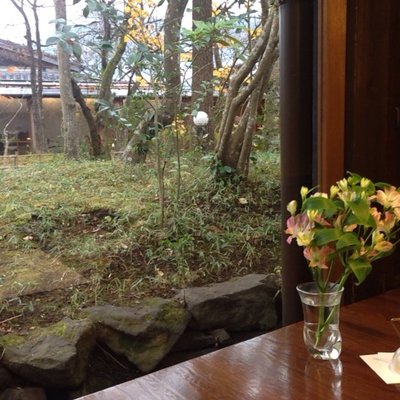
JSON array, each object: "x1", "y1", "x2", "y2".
[
  {"x1": 159, "y1": 301, "x2": 187, "y2": 328},
  {"x1": 0, "y1": 333, "x2": 25, "y2": 348},
  {"x1": 48, "y1": 321, "x2": 68, "y2": 337}
]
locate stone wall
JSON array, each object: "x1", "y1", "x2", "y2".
[
  {"x1": 0, "y1": 96, "x2": 94, "y2": 154},
  {"x1": 0, "y1": 274, "x2": 280, "y2": 400}
]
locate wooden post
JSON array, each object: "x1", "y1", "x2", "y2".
[
  {"x1": 280, "y1": 0, "x2": 315, "y2": 325},
  {"x1": 316, "y1": 0, "x2": 347, "y2": 191}
]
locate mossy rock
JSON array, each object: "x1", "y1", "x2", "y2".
[
  {"x1": 1, "y1": 318, "x2": 96, "y2": 388},
  {"x1": 85, "y1": 298, "x2": 190, "y2": 372}
]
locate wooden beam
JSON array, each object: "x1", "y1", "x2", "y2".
[{"x1": 317, "y1": 0, "x2": 347, "y2": 191}]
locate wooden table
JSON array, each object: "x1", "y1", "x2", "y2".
[{"x1": 77, "y1": 288, "x2": 400, "y2": 399}]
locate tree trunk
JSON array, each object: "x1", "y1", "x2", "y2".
[
  {"x1": 98, "y1": 32, "x2": 127, "y2": 103},
  {"x1": 31, "y1": 0, "x2": 45, "y2": 151},
  {"x1": 120, "y1": 119, "x2": 149, "y2": 163},
  {"x1": 101, "y1": 9, "x2": 112, "y2": 71},
  {"x1": 96, "y1": 21, "x2": 128, "y2": 156},
  {"x1": 58, "y1": 6, "x2": 129, "y2": 158},
  {"x1": 53, "y1": 0, "x2": 80, "y2": 159},
  {"x1": 215, "y1": 5, "x2": 279, "y2": 176},
  {"x1": 213, "y1": 44, "x2": 222, "y2": 70},
  {"x1": 192, "y1": 0, "x2": 214, "y2": 146},
  {"x1": 11, "y1": 0, "x2": 45, "y2": 153},
  {"x1": 236, "y1": 78, "x2": 268, "y2": 176},
  {"x1": 71, "y1": 79, "x2": 102, "y2": 157},
  {"x1": 163, "y1": 0, "x2": 188, "y2": 117}
]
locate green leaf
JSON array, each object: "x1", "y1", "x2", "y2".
[
  {"x1": 346, "y1": 171, "x2": 362, "y2": 185},
  {"x1": 46, "y1": 36, "x2": 60, "y2": 46},
  {"x1": 73, "y1": 0, "x2": 81, "y2": 4},
  {"x1": 99, "y1": 41, "x2": 113, "y2": 50},
  {"x1": 314, "y1": 228, "x2": 341, "y2": 245},
  {"x1": 193, "y1": 20, "x2": 208, "y2": 30},
  {"x1": 221, "y1": 165, "x2": 234, "y2": 173},
  {"x1": 348, "y1": 258, "x2": 372, "y2": 285},
  {"x1": 345, "y1": 212, "x2": 373, "y2": 229},
  {"x1": 223, "y1": 34, "x2": 240, "y2": 44},
  {"x1": 127, "y1": 53, "x2": 142, "y2": 65},
  {"x1": 71, "y1": 43, "x2": 82, "y2": 60},
  {"x1": 336, "y1": 232, "x2": 361, "y2": 250},
  {"x1": 53, "y1": 18, "x2": 66, "y2": 26},
  {"x1": 302, "y1": 197, "x2": 338, "y2": 217},
  {"x1": 216, "y1": 39, "x2": 231, "y2": 46},
  {"x1": 60, "y1": 41, "x2": 72, "y2": 55},
  {"x1": 347, "y1": 198, "x2": 372, "y2": 225},
  {"x1": 83, "y1": 6, "x2": 90, "y2": 18},
  {"x1": 62, "y1": 24, "x2": 72, "y2": 34},
  {"x1": 87, "y1": 0, "x2": 99, "y2": 11}
]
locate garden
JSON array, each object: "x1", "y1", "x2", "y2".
[{"x1": 0, "y1": 149, "x2": 281, "y2": 336}]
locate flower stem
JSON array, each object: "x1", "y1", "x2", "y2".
[
  {"x1": 315, "y1": 302, "x2": 340, "y2": 347},
  {"x1": 314, "y1": 284, "x2": 344, "y2": 348},
  {"x1": 315, "y1": 291, "x2": 326, "y2": 346}
]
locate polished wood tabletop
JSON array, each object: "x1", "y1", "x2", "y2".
[{"x1": 77, "y1": 288, "x2": 400, "y2": 400}]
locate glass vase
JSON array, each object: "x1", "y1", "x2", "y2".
[{"x1": 296, "y1": 282, "x2": 344, "y2": 360}]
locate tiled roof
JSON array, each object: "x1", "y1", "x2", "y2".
[{"x1": 0, "y1": 38, "x2": 80, "y2": 72}]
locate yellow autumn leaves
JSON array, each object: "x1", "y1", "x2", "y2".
[{"x1": 124, "y1": 0, "x2": 162, "y2": 51}]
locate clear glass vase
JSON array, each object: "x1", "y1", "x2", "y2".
[{"x1": 296, "y1": 282, "x2": 344, "y2": 360}]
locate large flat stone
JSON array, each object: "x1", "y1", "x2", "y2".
[
  {"x1": 175, "y1": 274, "x2": 279, "y2": 332},
  {"x1": 0, "y1": 249, "x2": 87, "y2": 299}
]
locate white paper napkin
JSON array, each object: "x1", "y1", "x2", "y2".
[{"x1": 360, "y1": 352, "x2": 400, "y2": 384}]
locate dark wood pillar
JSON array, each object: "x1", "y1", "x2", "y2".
[
  {"x1": 280, "y1": 0, "x2": 315, "y2": 325},
  {"x1": 345, "y1": 0, "x2": 400, "y2": 301}
]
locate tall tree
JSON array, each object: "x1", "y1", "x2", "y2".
[
  {"x1": 55, "y1": 0, "x2": 132, "y2": 157},
  {"x1": 215, "y1": 1, "x2": 279, "y2": 177},
  {"x1": 53, "y1": 0, "x2": 80, "y2": 159},
  {"x1": 163, "y1": 0, "x2": 189, "y2": 117},
  {"x1": 121, "y1": 0, "x2": 188, "y2": 162},
  {"x1": 191, "y1": 0, "x2": 214, "y2": 145},
  {"x1": 10, "y1": 0, "x2": 45, "y2": 153},
  {"x1": 95, "y1": 15, "x2": 129, "y2": 155}
]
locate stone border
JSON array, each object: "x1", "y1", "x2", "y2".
[{"x1": 0, "y1": 274, "x2": 279, "y2": 399}]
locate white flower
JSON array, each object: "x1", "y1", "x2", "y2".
[{"x1": 193, "y1": 111, "x2": 209, "y2": 126}]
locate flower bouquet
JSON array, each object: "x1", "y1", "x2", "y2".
[{"x1": 285, "y1": 172, "x2": 400, "y2": 359}]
